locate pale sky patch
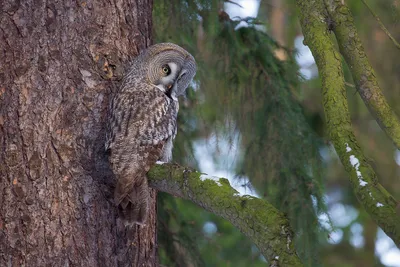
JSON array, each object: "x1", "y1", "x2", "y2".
[{"x1": 200, "y1": 174, "x2": 223, "y2": 187}]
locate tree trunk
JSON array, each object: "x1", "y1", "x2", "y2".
[{"x1": 0, "y1": 1, "x2": 157, "y2": 266}]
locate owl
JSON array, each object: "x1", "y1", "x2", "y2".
[{"x1": 105, "y1": 43, "x2": 196, "y2": 225}]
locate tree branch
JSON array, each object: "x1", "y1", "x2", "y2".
[
  {"x1": 325, "y1": 0, "x2": 400, "y2": 150},
  {"x1": 296, "y1": 0, "x2": 400, "y2": 246},
  {"x1": 361, "y1": 0, "x2": 400, "y2": 50},
  {"x1": 147, "y1": 163, "x2": 303, "y2": 266}
]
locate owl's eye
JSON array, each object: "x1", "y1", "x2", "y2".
[{"x1": 162, "y1": 65, "x2": 171, "y2": 75}]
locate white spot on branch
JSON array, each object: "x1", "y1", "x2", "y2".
[
  {"x1": 376, "y1": 202, "x2": 384, "y2": 207},
  {"x1": 349, "y1": 155, "x2": 359, "y2": 168},
  {"x1": 346, "y1": 144, "x2": 368, "y2": 187},
  {"x1": 156, "y1": 161, "x2": 165, "y2": 165},
  {"x1": 345, "y1": 143, "x2": 352, "y2": 152}
]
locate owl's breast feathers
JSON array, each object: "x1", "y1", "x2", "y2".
[{"x1": 106, "y1": 85, "x2": 177, "y2": 169}]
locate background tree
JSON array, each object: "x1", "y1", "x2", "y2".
[{"x1": 154, "y1": 0, "x2": 400, "y2": 266}]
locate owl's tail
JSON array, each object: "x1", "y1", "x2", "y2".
[{"x1": 115, "y1": 177, "x2": 150, "y2": 226}]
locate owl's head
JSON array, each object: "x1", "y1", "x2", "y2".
[{"x1": 137, "y1": 43, "x2": 196, "y2": 100}]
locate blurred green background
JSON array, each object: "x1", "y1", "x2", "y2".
[{"x1": 153, "y1": 1, "x2": 400, "y2": 266}]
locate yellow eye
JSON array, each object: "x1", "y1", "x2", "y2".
[{"x1": 162, "y1": 65, "x2": 171, "y2": 75}]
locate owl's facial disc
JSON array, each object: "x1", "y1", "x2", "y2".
[
  {"x1": 177, "y1": 70, "x2": 187, "y2": 81},
  {"x1": 154, "y1": 62, "x2": 180, "y2": 100}
]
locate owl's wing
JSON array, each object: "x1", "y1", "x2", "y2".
[
  {"x1": 137, "y1": 93, "x2": 178, "y2": 146},
  {"x1": 111, "y1": 140, "x2": 164, "y2": 225},
  {"x1": 106, "y1": 89, "x2": 177, "y2": 151},
  {"x1": 113, "y1": 141, "x2": 164, "y2": 205},
  {"x1": 106, "y1": 88, "x2": 177, "y2": 224}
]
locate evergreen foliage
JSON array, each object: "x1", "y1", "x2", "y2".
[{"x1": 153, "y1": 0, "x2": 327, "y2": 265}]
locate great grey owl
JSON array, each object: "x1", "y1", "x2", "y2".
[{"x1": 105, "y1": 43, "x2": 196, "y2": 225}]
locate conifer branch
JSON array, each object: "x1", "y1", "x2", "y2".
[
  {"x1": 147, "y1": 163, "x2": 303, "y2": 266},
  {"x1": 361, "y1": 0, "x2": 400, "y2": 50},
  {"x1": 325, "y1": 0, "x2": 400, "y2": 150},
  {"x1": 297, "y1": 0, "x2": 400, "y2": 246}
]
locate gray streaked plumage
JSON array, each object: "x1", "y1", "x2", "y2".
[{"x1": 105, "y1": 43, "x2": 196, "y2": 225}]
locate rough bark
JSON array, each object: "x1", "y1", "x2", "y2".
[
  {"x1": 0, "y1": 0, "x2": 157, "y2": 266},
  {"x1": 296, "y1": 0, "x2": 400, "y2": 245},
  {"x1": 148, "y1": 163, "x2": 303, "y2": 267}
]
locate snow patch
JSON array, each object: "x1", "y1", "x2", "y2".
[
  {"x1": 345, "y1": 143, "x2": 352, "y2": 152},
  {"x1": 348, "y1": 153, "x2": 368, "y2": 187},
  {"x1": 200, "y1": 174, "x2": 223, "y2": 186},
  {"x1": 349, "y1": 155, "x2": 360, "y2": 169}
]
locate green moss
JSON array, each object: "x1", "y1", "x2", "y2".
[
  {"x1": 148, "y1": 163, "x2": 303, "y2": 266},
  {"x1": 327, "y1": 1, "x2": 400, "y2": 150},
  {"x1": 297, "y1": 0, "x2": 400, "y2": 245}
]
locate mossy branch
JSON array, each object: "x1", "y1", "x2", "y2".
[
  {"x1": 147, "y1": 163, "x2": 303, "y2": 266},
  {"x1": 325, "y1": 0, "x2": 400, "y2": 150},
  {"x1": 296, "y1": 0, "x2": 400, "y2": 245}
]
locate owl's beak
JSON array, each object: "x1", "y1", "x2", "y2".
[{"x1": 165, "y1": 84, "x2": 174, "y2": 99}]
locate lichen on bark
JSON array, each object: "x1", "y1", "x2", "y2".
[
  {"x1": 296, "y1": 0, "x2": 400, "y2": 246},
  {"x1": 148, "y1": 164, "x2": 304, "y2": 266},
  {"x1": 325, "y1": 0, "x2": 400, "y2": 150}
]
